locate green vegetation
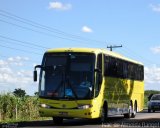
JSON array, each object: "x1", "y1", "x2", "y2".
[
  {"x1": 13, "y1": 88, "x2": 26, "y2": 98},
  {"x1": 0, "y1": 92, "x2": 40, "y2": 123}
]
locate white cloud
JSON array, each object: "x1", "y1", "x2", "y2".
[
  {"x1": 0, "y1": 56, "x2": 37, "y2": 95},
  {"x1": 82, "y1": 26, "x2": 93, "y2": 33},
  {"x1": 144, "y1": 65, "x2": 160, "y2": 90},
  {"x1": 7, "y1": 56, "x2": 29, "y2": 66},
  {"x1": 48, "y1": 1, "x2": 72, "y2": 11},
  {"x1": 151, "y1": 46, "x2": 160, "y2": 54},
  {"x1": 150, "y1": 4, "x2": 160, "y2": 12}
]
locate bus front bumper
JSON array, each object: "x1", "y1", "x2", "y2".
[{"x1": 39, "y1": 107, "x2": 99, "y2": 119}]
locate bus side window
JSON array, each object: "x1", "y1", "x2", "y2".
[
  {"x1": 128, "y1": 63, "x2": 131, "y2": 79},
  {"x1": 117, "y1": 59, "x2": 123, "y2": 78},
  {"x1": 109, "y1": 57, "x2": 114, "y2": 76},
  {"x1": 110, "y1": 57, "x2": 118, "y2": 77},
  {"x1": 123, "y1": 61, "x2": 128, "y2": 79},
  {"x1": 138, "y1": 66, "x2": 142, "y2": 80},
  {"x1": 104, "y1": 56, "x2": 110, "y2": 76},
  {"x1": 140, "y1": 66, "x2": 144, "y2": 81},
  {"x1": 97, "y1": 54, "x2": 102, "y2": 72},
  {"x1": 95, "y1": 54, "x2": 102, "y2": 97},
  {"x1": 104, "y1": 55, "x2": 144, "y2": 81},
  {"x1": 97, "y1": 54, "x2": 102, "y2": 85},
  {"x1": 130, "y1": 64, "x2": 135, "y2": 80}
]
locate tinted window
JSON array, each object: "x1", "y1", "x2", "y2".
[{"x1": 104, "y1": 55, "x2": 144, "y2": 81}]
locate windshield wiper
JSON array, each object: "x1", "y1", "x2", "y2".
[
  {"x1": 45, "y1": 65, "x2": 78, "y2": 100},
  {"x1": 66, "y1": 78, "x2": 78, "y2": 99}
]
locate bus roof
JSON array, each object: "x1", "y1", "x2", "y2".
[{"x1": 47, "y1": 47, "x2": 143, "y2": 65}]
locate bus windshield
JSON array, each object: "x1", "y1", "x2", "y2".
[{"x1": 39, "y1": 52, "x2": 95, "y2": 100}]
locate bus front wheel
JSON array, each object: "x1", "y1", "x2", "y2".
[
  {"x1": 100, "y1": 102, "x2": 108, "y2": 123},
  {"x1": 53, "y1": 117, "x2": 63, "y2": 125}
]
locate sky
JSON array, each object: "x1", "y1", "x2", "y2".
[{"x1": 0, "y1": 0, "x2": 160, "y2": 95}]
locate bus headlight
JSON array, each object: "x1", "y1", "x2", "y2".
[
  {"x1": 40, "y1": 104, "x2": 51, "y2": 108},
  {"x1": 78, "y1": 104, "x2": 92, "y2": 109}
]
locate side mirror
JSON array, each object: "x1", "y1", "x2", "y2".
[
  {"x1": 33, "y1": 65, "x2": 42, "y2": 82},
  {"x1": 34, "y1": 70, "x2": 37, "y2": 82}
]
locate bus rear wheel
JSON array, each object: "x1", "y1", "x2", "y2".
[
  {"x1": 53, "y1": 117, "x2": 63, "y2": 125},
  {"x1": 131, "y1": 101, "x2": 137, "y2": 118},
  {"x1": 148, "y1": 109, "x2": 151, "y2": 113},
  {"x1": 124, "y1": 101, "x2": 133, "y2": 118},
  {"x1": 124, "y1": 109, "x2": 131, "y2": 118}
]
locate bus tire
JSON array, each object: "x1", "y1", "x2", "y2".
[
  {"x1": 124, "y1": 101, "x2": 132, "y2": 118},
  {"x1": 148, "y1": 109, "x2": 151, "y2": 113},
  {"x1": 124, "y1": 109, "x2": 131, "y2": 118},
  {"x1": 100, "y1": 102, "x2": 108, "y2": 123},
  {"x1": 131, "y1": 100, "x2": 137, "y2": 118},
  {"x1": 53, "y1": 117, "x2": 63, "y2": 125}
]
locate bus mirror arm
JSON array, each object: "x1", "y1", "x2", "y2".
[
  {"x1": 94, "y1": 68, "x2": 101, "y2": 73},
  {"x1": 33, "y1": 65, "x2": 42, "y2": 82}
]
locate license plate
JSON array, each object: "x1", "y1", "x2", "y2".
[{"x1": 59, "y1": 112, "x2": 68, "y2": 116}]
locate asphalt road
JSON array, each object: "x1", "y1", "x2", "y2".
[{"x1": 1, "y1": 110, "x2": 160, "y2": 128}]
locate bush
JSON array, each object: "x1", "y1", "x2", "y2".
[{"x1": 0, "y1": 93, "x2": 40, "y2": 122}]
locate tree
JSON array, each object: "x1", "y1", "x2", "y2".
[
  {"x1": 34, "y1": 92, "x2": 39, "y2": 96},
  {"x1": 13, "y1": 88, "x2": 26, "y2": 97}
]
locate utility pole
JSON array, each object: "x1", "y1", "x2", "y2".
[{"x1": 107, "y1": 45, "x2": 122, "y2": 51}]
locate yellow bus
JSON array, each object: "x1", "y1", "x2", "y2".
[{"x1": 34, "y1": 48, "x2": 144, "y2": 124}]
